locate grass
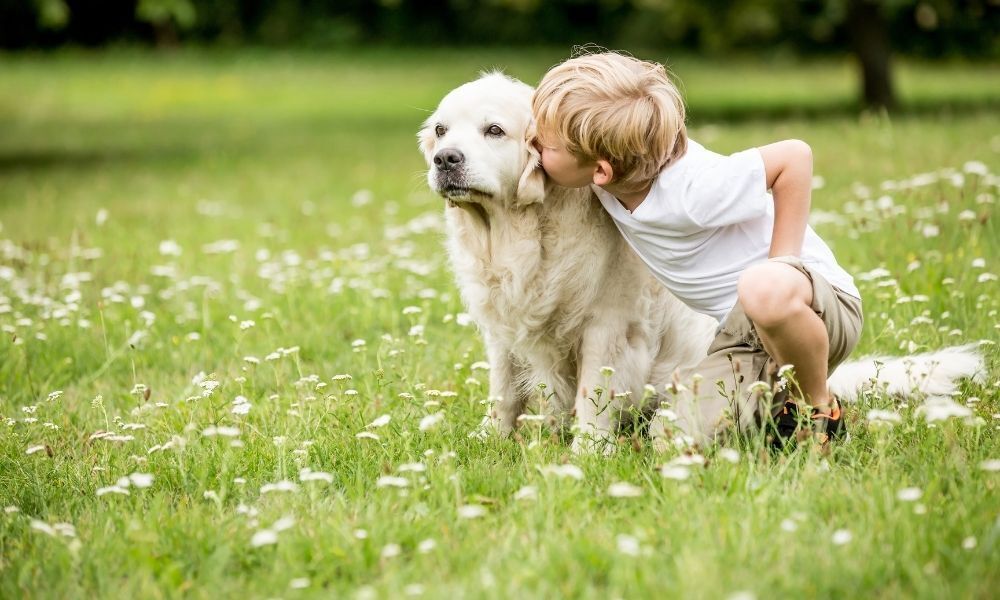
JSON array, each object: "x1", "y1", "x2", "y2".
[{"x1": 0, "y1": 48, "x2": 998, "y2": 598}]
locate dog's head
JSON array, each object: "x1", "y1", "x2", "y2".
[{"x1": 419, "y1": 72, "x2": 545, "y2": 207}]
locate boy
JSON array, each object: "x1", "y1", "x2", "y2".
[{"x1": 531, "y1": 52, "x2": 863, "y2": 446}]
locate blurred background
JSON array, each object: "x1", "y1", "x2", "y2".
[{"x1": 2, "y1": 0, "x2": 999, "y2": 109}]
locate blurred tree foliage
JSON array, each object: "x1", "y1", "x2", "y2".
[{"x1": 2, "y1": 0, "x2": 997, "y2": 107}]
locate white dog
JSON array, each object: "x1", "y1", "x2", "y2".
[{"x1": 420, "y1": 73, "x2": 985, "y2": 451}]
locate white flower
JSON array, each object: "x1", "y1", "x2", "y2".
[
  {"x1": 866, "y1": 409, "x2": 902, "y2": 426},
  {"x1": 540, "y1": 464, "x2": 584, "y2": 480},
  {"x1": 607, "y1": 482, "x2": 643, "y2": 498},
  {"x1": 289, "y1": 578, "x2": 310, "y2": 589},
  {"x1": 455, "y1": 313, "x2": 473, "y2": 326},
  {"x1": 251, "y1": 529, "x2": 278, "y2": 548},
  {"x1": 232, "y1": 401, "x2": 251, "y2": 416},
  {"x1": 457, "y1": 504, "x2": 487, "y2": 519},
  {"x1": 660, "y1": 465, "x2": 691, "y2": 480},
  {"x1": 271, "y1": 516, "x2": 295, "y2": 532},
  {"x1": 896, "y1": 487, "x2": 922, "y2": 502},
  {"x1": 979, "y1": 459, "x2": 1000, "y2": 472},
  {"x1": 919, "y1": 399, "x2": 972, "y2": 422},
  {"x1": 977, "y1": 272, "x2": 998, "y2": 283},
  {"x1": 962, "y1": 536, "x2": 977, "y2": 550},
  {"x1": 718, "y1": 448, "x2": 740, "y2": 464},
  {"x1": 831, "y1": 529, "x2": 852, "y2": 545},
  {"x1": 260, "y1": 480, "x2": 298, "y2": 494},
  {"x1": 418, "y1": 412, "x2": 445, "y2": 431},
  {"x1": 299, "y1": 468, "x2": 334, "y2": 483},
  {"x1": 30, "y1": 520, "x2": 58, "y2": 537},
  {"x1": 780, "y1": 519, "x2": 797, "y2": 532},
  {"x1": 368, "y1": 414, "x2": 391, "y2": 428},
  {"x1": 202, "y1": 426, "x2": 240, "y2": 437},
  {"x1": 129, "y1": 473, "x2": 154, "y2": 488},
  {"x1": 616, "y1": 534, "x2": 641, "y2": 556},
  {"x1": 381, "y1": 543, "x2": 402, "y2": 559},
  {"x1": 355, "y1": 431, "x2": 380, "y2": 441},
  {"x1": 376, "y1": 476, "x2": 409, "y2": 488},
  {"x1": 513, "y1": 486, "x2": 538, "y2": 501},
  {"x1": 397, "y1": 462, "x2": 426, "y2": 473},
  {"x1": 159, "y1": 239, "x2": 182, "y2": 256},
  {"x1": 25, "y1": 445, "x2": 46, "y2": 455},
  {"x1": 417, "y1": 539, "x2": 437, "y2": 553},
  {"x1": 96, "y1": 485, "x2": 130, "y2": 496},
  {"x1": 971, "y1": 258, "x2": 986, "y2": 268},
  {"x1": 469, "y1": 361, "x2": 490, "y2": 371}
]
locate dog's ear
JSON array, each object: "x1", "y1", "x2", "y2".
[
  {"x1": 515, "y1": 124, "x2": 546, "y2": 206},
  {"x1": 417, "y1": 120, "x2": 437, "y2": 162}
]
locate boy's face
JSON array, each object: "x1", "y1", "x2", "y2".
[{"x1": 534, "y1": 131, "x2": 597, "y2": 189}]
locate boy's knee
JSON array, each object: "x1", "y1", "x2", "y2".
[{"x1": 737, "y1": 263, "x2": 809, "y2": 327}]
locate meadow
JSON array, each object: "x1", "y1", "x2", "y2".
[{"x1": 0, "y1": 48, "x2": 998, "y2": 598}]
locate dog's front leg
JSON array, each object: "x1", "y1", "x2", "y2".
[
  {"x1": 478, "y1": 339, "x2": 525, "y2": 437},
  {"x1": 572, "y1": 322, "x2": 649, "y2": 454}
]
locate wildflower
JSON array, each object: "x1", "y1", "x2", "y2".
[
  {"x1": 356, "y1": 431, "x2": 380, "y2": 441},
  {"x1": 251, "y1": 529, "x2": 279, "y2": 548},
  {"x1": 718, "y1": 448, "x2": 740, "y2": 464},
  {"x1": 660, "y1": 465, "x2": 691, "y2": 480},
  {"x1": 616, "y1": 534, "x2": 641, "y2": 556},
  {"x1": 418, "y1": 412, "x2": 445, "y2": 431},
  {"x1": 508, "y1": 486, "x2": 537, "y2": 503},
  {"x1": 368, "y1": 414, "x2": 391, "y2": 428},
  {"x1": 780, "y1": 519, "x2": 797, "y2": 532},
  {"x1": 96, "y1": 485, "x2": 130, "y2": 497},
  {"x1": 607, "y1": 482, "x2": 643, "y2": 498},
  {"x1": 831, "y1": 529, "x2": 852, "y2": 545},
  {"x1": 290, "y1": 578, "x2": 310, "y2": 590},
  {"x1": 299, "y1": 468, "x2": 334, "y2": 483},
  {"x1": 202, "y1": 426, "x2": 240, "y2": 437},
  {"x1": 129, "y1": 473, "x2": 154, "y2": 488},
  {"x1": 896, "y1": 487, "x2": 922, "y2": 502},
  {"x1": 979, "y1": 459, "x2": 1000, "y2": 472},
  {"x1": 417, "y1": 539, "x2": 437, "y2": 553},
  {"x1": 159, "y1": 240, "x2": 182, "y2": 256},
  {"x1": 25, "y1": 445, "x2": 46, "y2": 455},
  {"x1": 866, "y1": 409, "x2": 902, "y2": 427},
  {"x1": 376, "y1": 476, "x2": 409, "y2": 488},
  {"x1": 457, "y1": 504, "x2": 487, "y2": 519},
  {"x1": 919, "y1": 399, "x2": 972, "y2": 422},
  {"x1": 260, "y1": 480, "x2": 298, "y2": 494},
  {"x1": 470, "y1": 361, "x2": 490, "y2": 371},
  {"x1": 381, "y1": 544, "x2": 402, "y2": 559},
  {"x1": 398, "y1": 462, "x2": 426, "y2": 473},
  {"x1": 962, "y1": 536, "x2": 977, "y2": 550},
  {"x1": 539, "y1": 464, "x2": 584, "y2": 480}
]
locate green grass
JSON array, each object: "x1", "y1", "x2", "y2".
[{"x1": 0, "y1": 48, "x2": 998, "y2": 598}]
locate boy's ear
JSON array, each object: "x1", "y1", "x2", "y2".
[
  {"x1": 592, "y1": 159, "x2": 614, "y2": 187},
  {"x1": 515, "y1": 123, "x2": 546, "y2": 206}
]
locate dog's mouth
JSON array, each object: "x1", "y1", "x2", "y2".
[{"x1": 440, "y1": 184, "x2": 493, "y2": 200}]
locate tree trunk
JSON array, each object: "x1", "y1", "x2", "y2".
[{"x1": 846, "y1": 0, "x2": 896, "y2": 110}]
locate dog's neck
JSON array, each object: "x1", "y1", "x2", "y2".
[{"x1": 448, "y1": 199, "x2": 491, "y2": 232}]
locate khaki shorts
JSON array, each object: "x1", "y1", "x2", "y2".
[{"x1": 662, "y1": 256, "x2": 863, "y2": 443}]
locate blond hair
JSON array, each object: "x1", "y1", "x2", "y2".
[{"x1": 532, "y1": 52, "x2": 687, "y2": 192}]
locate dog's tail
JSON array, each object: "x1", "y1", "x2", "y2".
[{"x1": 828, "y1": 343, "x2": 987, "y2": 401}]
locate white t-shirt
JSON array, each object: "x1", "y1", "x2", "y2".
[{"x1": 592, "y1": 139, "x2": 860, "y2": 322}]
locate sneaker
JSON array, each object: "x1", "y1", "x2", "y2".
[{"x1": 768, "y1": 396, "x2": 846, "y2": 450}]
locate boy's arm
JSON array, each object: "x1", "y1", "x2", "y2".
[{"x1": 757, "y1": 140, "x2": 813, "y2": 258}]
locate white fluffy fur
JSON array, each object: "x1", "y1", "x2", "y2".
[
  {"x1": 420, "y1": 73, "x2": 717, "y2": 449},
  {"x1": 830, "y1": 344, "x2": 985, "y2": 401},
  {"x1": 420, "y1": 73, "x2": 986, "y2": 449}
]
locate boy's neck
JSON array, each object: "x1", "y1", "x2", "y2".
[{"x1": 602, "y1": 181, "x2": 652, "y2": 213}]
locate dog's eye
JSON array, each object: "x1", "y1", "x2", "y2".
[
  {"x1": 485, "y1": 124, "x2": 505, "y2": 137},
  {"x1": 434, "y1": 125, "x2": 446, "y2": 138}
]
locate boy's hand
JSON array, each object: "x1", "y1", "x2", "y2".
[{"x1": 758, "y1": 140, "x2": 813, "y2": 258}]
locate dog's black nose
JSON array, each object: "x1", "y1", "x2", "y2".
[{"x1": 433, "y1": 148, "x2": 465, "y2": 171}]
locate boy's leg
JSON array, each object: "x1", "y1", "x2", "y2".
[{"x1": 736, "y1": 261, "x2": 834, "y2": 413}]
